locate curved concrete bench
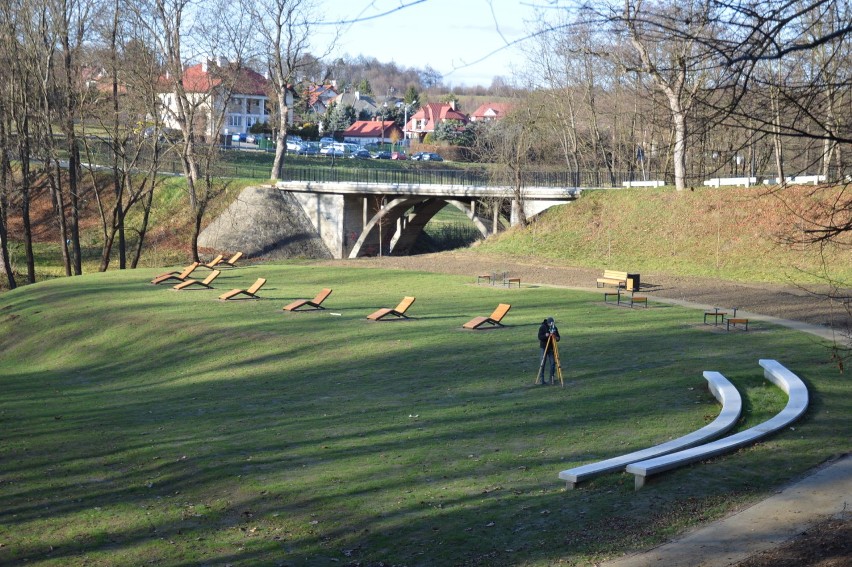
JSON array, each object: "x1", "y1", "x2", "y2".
[
  {"x1": 626, "y1": 359, "x2": 808, "y2": 489},
  {"x1": 558, "y1": 371, "x2": 742, "y2": 489}
]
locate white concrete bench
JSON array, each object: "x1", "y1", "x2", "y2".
[
  {"x1": 703, "y1": 177, "x2": 758, "y2": 187},
  {"x1": 622, "y1": 180, "x2": 665, "y2": 188},
  {"x1": 558, "y1": 371, "x2": 742, "y2": 489},
  {"x1": 626, "y1": 359, "x2": 808, "y2": 489},
  {"x1": 792, "y1": 175, "x2": 826, "y2": 185}
]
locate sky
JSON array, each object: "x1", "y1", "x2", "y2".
[{"x1": 316, "y1": 0, "x2": 546, "y2": 87}]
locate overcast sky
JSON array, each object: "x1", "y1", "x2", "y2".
[{"x1": 316, "y1": 0, "x2": 543, "y2": 87}]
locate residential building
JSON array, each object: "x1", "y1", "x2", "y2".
[
  {"x1": 469, "y1": 102, "x2": 512, "y2": 122},
  {"x1": 342, "y1": 120, "x2": 402, "y2": 145},
  {"x1": 332, "y1": 91, "x2": 378, "y2": 118},
  {"x1": 158, "y1": 58, "x2": 290, "y2": 140},
  {"x1": 404, "y1": 102, "x2": 468, "y2": 141}
]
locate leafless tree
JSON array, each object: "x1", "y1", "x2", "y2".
[
  {"x1": 133, "y1": 0, "x2": 248, "y2": 260},
  {"x1": 244, "y1": 0, "x2": 331, "y2": 181}
]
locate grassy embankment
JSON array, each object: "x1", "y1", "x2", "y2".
[
  {"x1": 0, "y1": 257, "x2": 849, "y2": 565},
  {"x1": 480, "y1": 184, "x2": 852, "y2": 285}
]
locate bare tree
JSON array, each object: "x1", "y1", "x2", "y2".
[
  {"x1": 245, "y1": 0, "x2": 330, "y2": 181},
  {"x1": 134, "y1": 0, "x2": 248, "y2": 260}
]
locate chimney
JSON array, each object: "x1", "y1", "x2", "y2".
[
  {"x1": 449, "y1": 100, "x2": 456, "y2": 111},
  {"x1": 201, "y1": 59, "x2": 208, "y2": 72}
]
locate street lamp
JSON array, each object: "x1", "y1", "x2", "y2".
[{"x1": 381, "y1": 102, "x2": 387, "y2": 148}]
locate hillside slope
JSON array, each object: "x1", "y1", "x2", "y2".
[{"x1": 478, "y1": 185, "x2": 852, "y2": 285}]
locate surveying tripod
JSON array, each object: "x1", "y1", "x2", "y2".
[{"x1": 536, "y1": 332, "x2": 563, "y2": 387}]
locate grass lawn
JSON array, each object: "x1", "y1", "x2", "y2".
[{"x1": 0, "y1": 263, "x2": 848, "y2": 566}]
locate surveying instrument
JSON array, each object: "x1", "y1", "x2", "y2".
[{"x1": 536, "y1": 322, "x2": 564, "y2": 387}]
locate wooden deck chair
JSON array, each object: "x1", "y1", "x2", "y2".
[
  {"x1": 219, "y1": 252, "x2": 243, "y2": 268},
  {"x1": 367, "y1": 296, "x2": 416, "y2": 321},
  {"x1": 218, "y1": 278, "x2": 267, "y2": 301},
  {"x1": 172, "y1": 270, "x2": 221, "y2": 291},
  {"x1": 198, "y1": 254, "x2": 224, "y2": 270},
  {"x1": 283, "y1": 288, "x2": 333, "y2": 312},
  {"x1": 150, "y1": 262, "x2": 199, "y2": 285},
  {"x1": 463, "y1": 303, "x2": 511, "y2": 329}
]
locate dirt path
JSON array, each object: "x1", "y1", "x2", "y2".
[{"x1": 325, "y1": 251, "x2": 852, "y2": 332}]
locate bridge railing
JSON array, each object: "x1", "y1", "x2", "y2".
[{"x1": 284, "y1": 168, "x2": 633, "y2": 188}]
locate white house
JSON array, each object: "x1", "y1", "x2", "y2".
[{"x1": 159, "y1": 58, "x2": 292, "y2": 140}]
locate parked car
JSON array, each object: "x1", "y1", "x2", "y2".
[
  {"x1": 350, "y1": 149, "x2": 372, "y2": 159},
  {"x1": 372, "y1": 150, "x2": 391, "y2": 159},
  {"x1": 319, "y1": 137, "x2": 335, "y2": 147},
  {"x1": 286, "y1": 140, "x2": 304, "y2": 153},
  {"x1": 390, "y1": 151, "x2": 407, "y2": 160},
  {"x1": 231, "y1": 132, "x2": 247, "y2": 142},
  {"x1": 422, "y1": 152, "x2": 444, "y2": 161},
  {"x1": 298, "y1": 142, "x2": 320, "y2": 156}
]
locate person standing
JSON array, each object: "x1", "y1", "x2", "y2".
[{"x1": 537, "y1": 317, "x2": 561, "y2": 385}]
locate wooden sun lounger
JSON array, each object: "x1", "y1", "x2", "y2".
[
  {"x1": 218, "y1": 278, "x2": 267, "y2": 300},
  {"x1": 198, "y1": 254, "x2": 224, "y2": 270},
  {"x1": 283, "y1": 288, "x2": 333, "y2": 312},
  {"x1": 463, "y1": 303, "x2": 511, "y2": 329},
  {"x1": 219, "y1": 252, "x2": 243, "y2": 268},
  {"x1": 172, "y1": 270, "x2": 221, "y2": 290},
  {"x1": 367, "y1": 296, "x2": 416, "y2": 321},
  {"x1": 151, "y1": 262, "x2": 199, "y2": 285}
]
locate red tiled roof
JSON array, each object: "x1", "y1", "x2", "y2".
[
  {"x1": 164, "y1": 63, "x2": 269, "y2": 95},
  {"x1": 470, "y1": 102, "x2": 512, "y2": 120},
  {"x1": 344, "y1": 120, "x2": 401, "y2": 138}
]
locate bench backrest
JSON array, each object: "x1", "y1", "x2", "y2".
[
  {"x1": 202, "y1": 270, "x2": 221, "y2": 285},
  {"x1": 490, "y1": 303, "x2": 512, "y2": 322},
  {"x1": 206, "y1": 254, "x2": 224, "y2": 267},
  {"x1": 313, "y1": 288, "x2": 332, "y2": 304},
  {"x1": 603, "y1": 270, "x2": 628, "y2": 280},
  {"x1": 178, "y1": 262, "x2": 199, "y2": 279},
  {"x1": 226, "y1": 252, "x2": 243, "y2": 264},
  {"x1": 247, "y1": 278, "x2": 266, "y2": 294},
  {"x1": 394, "y1": 296, "x2": 416, "y2": 313}
]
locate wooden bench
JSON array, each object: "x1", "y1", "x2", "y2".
[
  {"x1": 703, "y1": 308, "x2": 728, "y2": 325},
  {"x1": 726, "y1": 317, "x2": 749, "y2": 331},
  {"x1": 597, "y1": 270, "x2": 628, "y2": 289},
  {"x1": 625, "y1": 295, "x2": 648, "y2": 308},
  {"x1": 622, "y1": 180, "x2": 664, "y2": 188},
  {"x1": 625, "y1": 359, "x2": 808, "y2": 490},
  {"x1": 504, "y1": 276, "x2": 520, "y2": 288},
  {"x1": 476, "y1": 274, "x2": 492, "y2": 284},
  {"x1": 559, "y1": 371, "x2": 742, "y2": 489}
]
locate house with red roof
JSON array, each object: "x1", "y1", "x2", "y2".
[
  {"x1": 342, "y1": 120, "x2": 403, "y2": 145},
  {"x1": 404, "y1": 102, "x2": 468, "y2": 142},
  {"x1": 469, "y1": 102, "x2": 512, "y2": 122},
  {"x1": 159, "y1": 57, "x2": 291, "y2": 139}
]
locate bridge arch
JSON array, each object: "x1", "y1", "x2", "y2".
[{"x1": 348, "y1": 196, "x2": 510, "y2": 258}]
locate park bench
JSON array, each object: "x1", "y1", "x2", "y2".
[
  {"x1": 597, "y1": 270, "x2": 628, "y2": 289},
  {"x1": 622, "y1": 180, "x2": 664, "y2": 188},
  {"x1": 504, "y1": 275, "x2": 521, "y2": 288},
  {"x1": 559, "y1": 371, "x2": 742, "y2": 489},
  {"x1": 597, "y1": 270, "x2": 639, "y2": 291},
  {"x1": 726, "y1": 317, "x2": 749, "y2": 331},
  {"x1": 625, "y1": 359, "x2": 808, "y2": 489},
  {"x1": 703, "y1": 177, "x2": 757, "y2": 187}
]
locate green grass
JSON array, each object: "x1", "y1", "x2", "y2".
[
  {"x1": 1, "y1": 263, "x2": 848, "y2": 566},
  {"x1": 481, "y1": 186, "x2": 852, "y2": 285}
]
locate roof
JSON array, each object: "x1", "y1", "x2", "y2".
[
  {"x1": 166, "y1": 62, "x2": 270, "y2": 96},
  {"x1": 343, "y1": 120, "x2": 401, "y2": 138},
  {"x1": 406, "y1": 102, "x2": 468, "y2": 133},
  {"x1": 470, "y1": 102, "x2": 512, "y2": 121}
]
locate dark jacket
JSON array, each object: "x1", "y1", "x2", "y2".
[{"x1": 538, "y1": 319, "x2": 561, "y2": 351}]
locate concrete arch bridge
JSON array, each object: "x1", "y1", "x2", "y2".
[{"x1": 276, "y1": 180, "x2": 580, "y2": 259}]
